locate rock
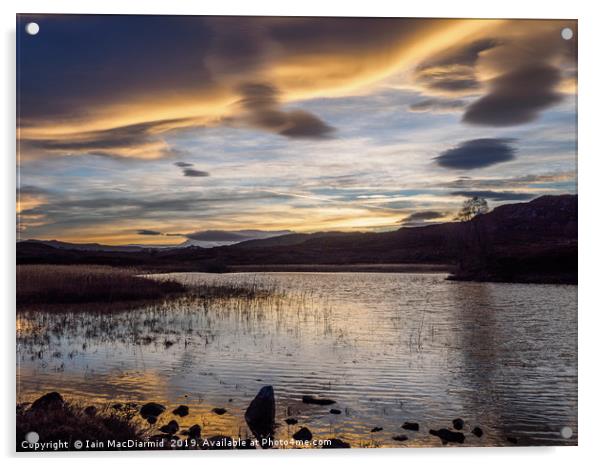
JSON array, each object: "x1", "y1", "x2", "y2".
[
  {"x1": 452, "y1": 418, "x2": 464, "y2": 430},
  {"x1": 402, "y1": 422, "x2": 419, "y2": 431},
  {"x1": 392, "y1": 435, "x2": 408, "y2": 442},
  {"x1": 302, "y1": 395, "x2": 336, "y2": 406},
  {"x1": 371, "y1": 427, "x2": 383, "y2": 432},
  {"x1": 429, "y1": 429, "x2": 465, "y2": 444},
  {"x1": 284, "y1": 418, "x2": 298, "y2": 425},
  {"x1": 172, "y1": 405, "x2": 189, "y2": 417},
  {"x1": 159, "y1": 420, "x2": 179, "y2": 435},
  {"x1": 329, "y1": 409, "x2": 342, "y2": 415},
  {"x1": 30, "y1": 392, "x2": 64, "y2": 411},
  {"x1": 140, "y1": 402, "x2": 165, "y2": 419},
  {"x1": 293, "y1": 427, "x2": 313, "y2": 442},
  {"x1": 507, "y1": 436, "x2": 518, "y2": 444},
  {"x1": 84, "y1": 406, "x2": 97, "y2": 416},
  {"x1": 188, "y1": 424, "x2": 202, "y2": 439},
  {"x1": 205, "y1": 435, "x2": 234, "y2": 450},
  {"x1": 472, "y1": 426, "x2": 484, "y2": 438},
  {"x1": 212, "y1": 407, "x2": 227, "y2": 415},
  {"x1": 323, "y1": 438, "x2": 350, "y2": 448},
  {"x1": 245, "y1": 386, "x2": 275, "y2": 440},
  {"x1": 146, "y1": 416, "x2": 157, "y2": 425}
]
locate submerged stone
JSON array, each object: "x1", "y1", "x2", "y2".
[
  {"x1": 159, "y1": 420, "x2": 179, "y2": 435},
  {"x1": 323, "y1": 438, "x2": 350, "y2": 448},
  {"x1": 302, "y1": 395, "x2": 336, "y2": 406},
  {"x1": 452, "y1": 418, "x2": 465, "y2": 430},
  {"x1": 293, "y1": 427, "x2": 313, "y2": 442},
  {"x1": 140, "y1": 402, "x2": 165, "y2": 419},
  {"x1": 472, "y1": 426, "x2": 484, "y2": 438},
  {"x1": 172, "y1": 405, "x2": 189, "y2": 417},
  {"x1": 429, "y1": 428, "x2": 465, "y2": 444},
  {"x1": 402, "y1": 422, "x2": 419, "y2": 431}
]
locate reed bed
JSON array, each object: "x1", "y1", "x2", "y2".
[{"x1": 17, "y1": 265, "x2": 186, "y2": 312}]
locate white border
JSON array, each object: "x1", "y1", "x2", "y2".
[{"x1": 2, "y1": 1, "x2": 599, "y2": 465}]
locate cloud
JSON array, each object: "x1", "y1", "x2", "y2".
[
  {"x1": 236, "y1": 83, "x2": 335, "y2": 139},
  {"x1": 435, "y1": 138, "x2": 516, "y2": 170},
  {"x1": 183, "y1": 229, "x2": 292, "y2": 243},
  {"x1": 21, "y1": 118, "x2": 194, "y2": 160},
  {"x1": 182, "y1": 168, "x2": 210, "y2": 177},
  {"x1": 174, "y1": 161, "x2": 193, "y2": 168},
  {"x1": 414, "y1": 39, "x2": 499, "y2": 94},
  {"x1": 450, "y1": 190, "x2": 536, "y2": 201},
  {"x1": 442, "y1": 171, "x2": 576, "y2": 189},
  {"x1": 400, "y1": 210, "x2": 446, "y2": 227},
  {"x1": 462, "y1": 65, "x2": 563, "y2": 126},
  {"x1": 136, "y1": 229, "x2": 163, "y2": 236},
  {"x1": 409, "y1": 98, "x2": 465, "y2": 113}
]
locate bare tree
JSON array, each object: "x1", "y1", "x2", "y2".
[
  {"x1": 453, "y1": 196, "x2": 491, "y2": 276},
  {"x1": 456, "y1": 196, "x2": 489, "y2": 222}
]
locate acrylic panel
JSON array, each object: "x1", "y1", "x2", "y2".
[{"x1": 16, "y1": 15, "x2": 577, "y2": 451}]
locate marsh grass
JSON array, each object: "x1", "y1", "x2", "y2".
[
  {"x1": 17, "y1": 265, "x2": 186, "y2": 312},
  {"x1": 16, "y1": 399, "x2": 146, "y2": 451}
]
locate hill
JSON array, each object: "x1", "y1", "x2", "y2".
[{"x1": 17, "y1": 195, "x2": 577, "y2": 283}]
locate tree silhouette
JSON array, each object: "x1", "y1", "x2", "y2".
[
  {"x1": 456, "y1": 196, "x2": 489, "y2": 222},
  {"x1": 454, "y1": 196, "x2": 491, "y2": 276}
]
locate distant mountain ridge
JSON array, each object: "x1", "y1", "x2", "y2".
[{"x1": 17, "y1": 195, "x2": 577, "y2": 283}]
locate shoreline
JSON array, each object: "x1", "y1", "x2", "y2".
[{"x1": 228, "y1": 263, "x2": 452, "y2": 273}]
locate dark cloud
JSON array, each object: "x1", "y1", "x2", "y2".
[
  {"x1": 414, "y1": 39, "x2": 499, "y2": 94},
  {"x1": 403, "y1": 211, "x2": 445, "y2": 222},
  {"x1": 435, "y1": 138, "x2": 516, "y2": 170},
  {"x1": 409, "y1": 98, "x2": 465, "y2": 113},
  {"x1": 450, "y1": 190, "x2": 536, "y2": 201},
  {"x1": 137, "y1": 229, "x2": 162, "y2": 236},
  {"x1": 184, "y1": 229, "x2": 292, "y2": 242},
  {"x1": 400, "y1": 210, "x2": 447, "y2": 227},
  {"x1": 237, "y1": 83, "x2": 335, "y2": 139},
  {"x1": 182, "y1": 168, "x2": 210, "y2": 177},
  {"x1": 22, "y1": 118, "x2": 193, "y2": 159},
  {"x1": 463, "y1": 65, "x2": 564, "y2": 126},
  {"x1": 442, "y1": 171, "x2": 575, "y2": 189},
  {"x1": 174, "y1": 161, "x2": 193, "y2": 168}
]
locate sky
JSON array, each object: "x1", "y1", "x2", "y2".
[{"x1": 16, "y1": 15, "x2": 577, "y2": 245}]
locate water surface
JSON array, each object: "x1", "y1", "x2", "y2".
[{"x1": 17, "y1": 272, "x2": 577, "y2": 447}]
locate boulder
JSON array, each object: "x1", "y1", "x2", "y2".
[
  {"x1": 452, "y1": 418, "x2": 464, "y2": 430},
  {"x1": 284, "y1": 417, "x2": 298, "y2": 425},
  {"x1": 84, "y1": 406, "x2": 97, "y2": 416},
  {"x1": 30, "y1": 392, "x2": 64, "y2": 412},
  {"x1": 293, "y1": 427, "x2": 313, "y2": 442},
  {"x1": 146, "y1": 416, "x2": 157, "y2": 425},
  {"x1": 429, "y1": 428, "x2": 465, "y2": 444},
  {"x1": 392, "y1": 435, "x2": 408, "y2": 442},
  {"x1": 323, "y1": 438, "x2": 350, "y2": 448},
  {"x1": 140, "y1": 402, "x2": 165, "y2": 419},
  {"x1": 472, "y1": 426, "x2": 484, "y2": 438},
  {"x1": 371, "y1": 427, "x2": 383, "y2": 433},
  {"x1": 172, "y1": 405, "x2": 189, "y2": 417},
  {"x1": 159, "y1": 420, "x2": 179, "y2": 435},
  {"x1": 188, "y1": 424, "x2": 202, "y2": 439},
  {"x1": 212, "y1": 407, "x2": 227, "y2": 415},
  {"x1": 329, "y1": 409, "x2": 342, "y2": 415},
  {"x1": 245, "y1": 386, "x2": 275, "y2": 440},
  {"x1": 402, "y1": 421, "x2": 419, "y2": 431}
]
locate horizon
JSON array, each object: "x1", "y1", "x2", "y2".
[{"x1": 17, "y1": 16, "x2": 577, "y2": 245}]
